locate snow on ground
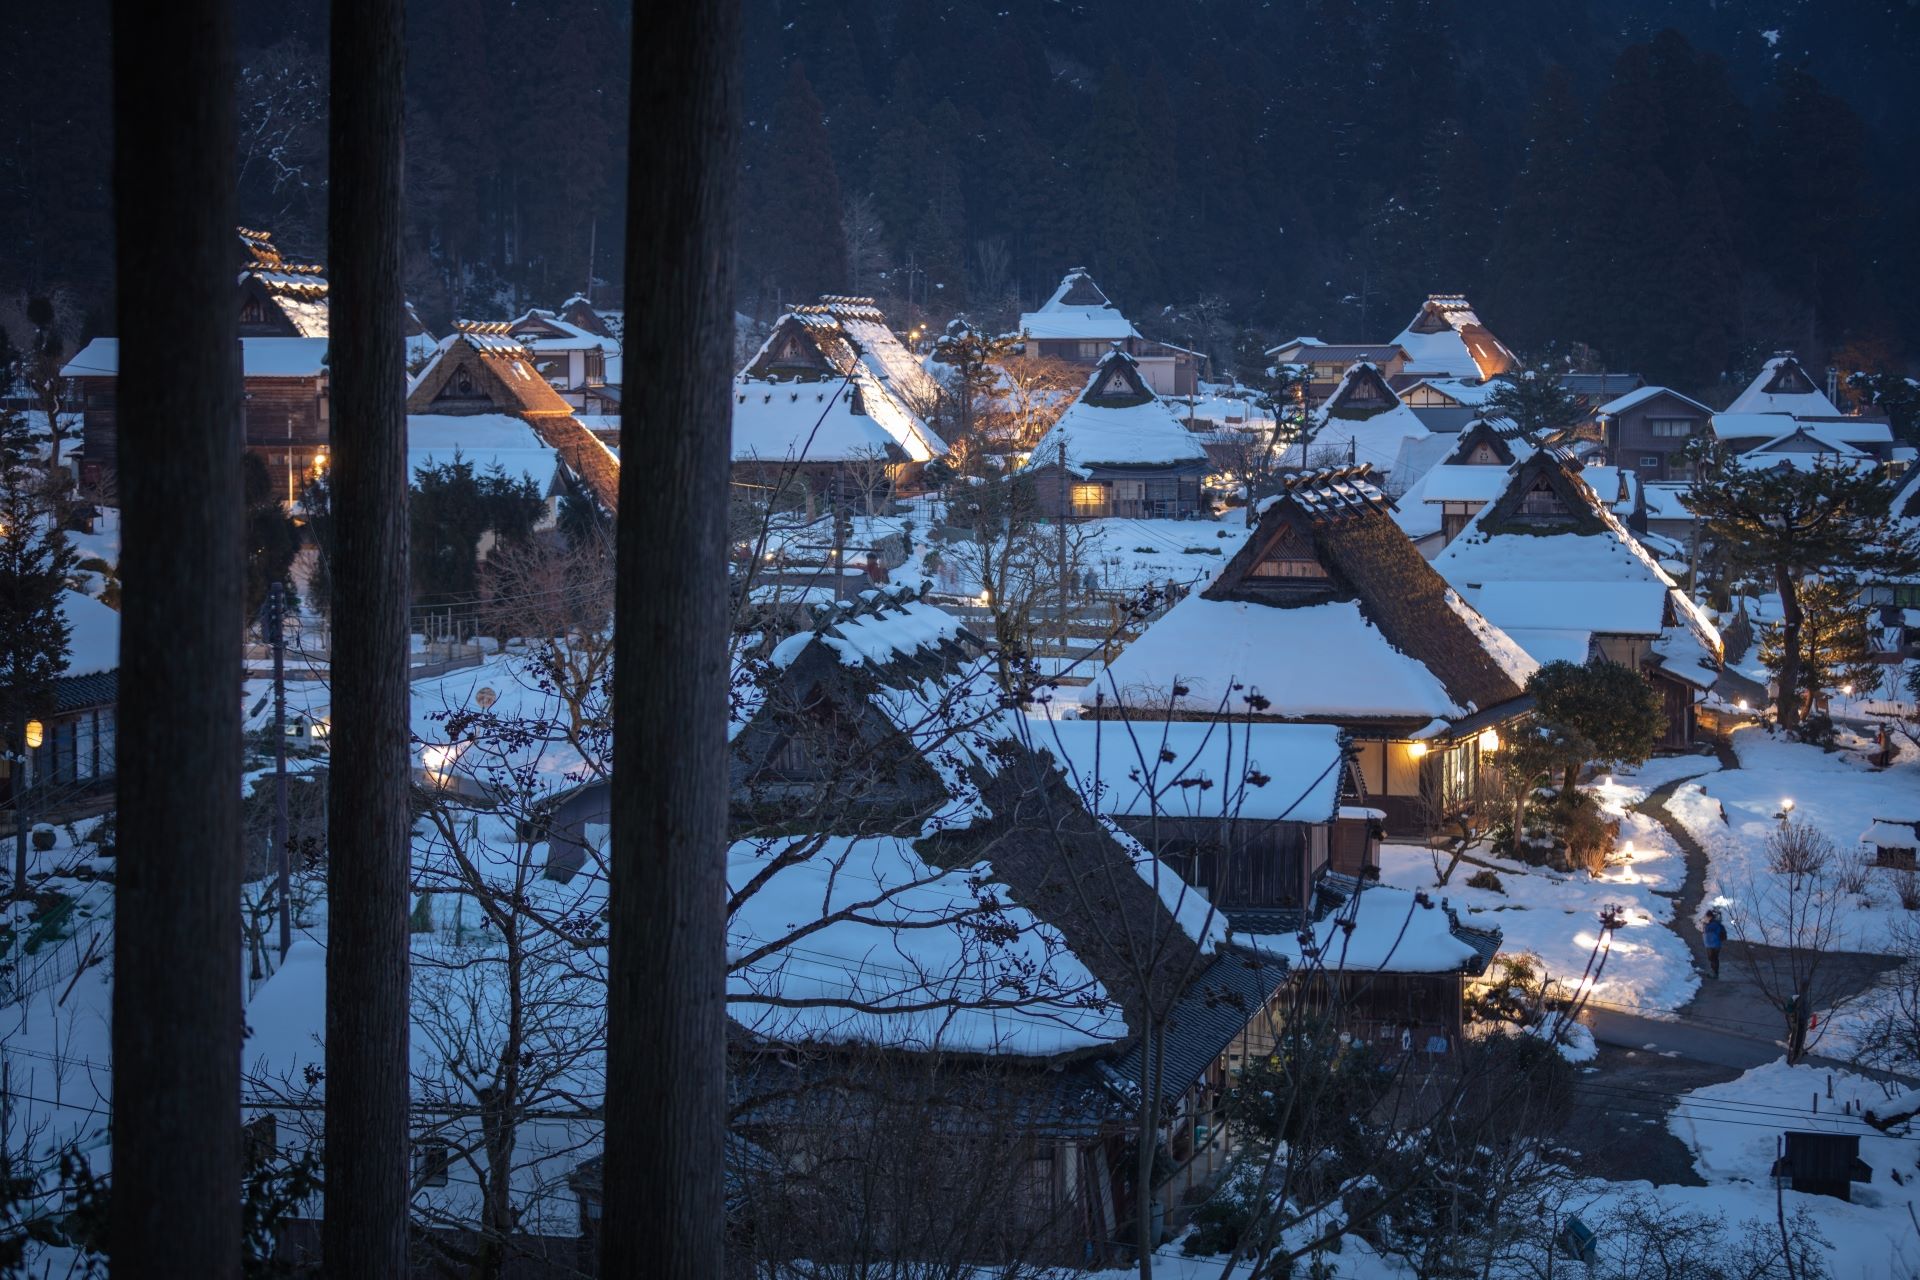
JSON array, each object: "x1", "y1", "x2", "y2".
[
  {"x1": 1378, "y1": 799, "x2": 1701, "y2": 1016},
  {"x1": 1668, "y1": 726, "x2": 1920, "y2": 954}
]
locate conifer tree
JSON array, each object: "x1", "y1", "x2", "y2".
[
  {"x1": 1758, "y1": 578, "x2": 1881, "y2": 723},
  {"x1": 1686, "y1": 458, "x2": 1918, "y2": 730},
  {"x1": 746, "y1": 61, "x2": 849, "y2": 305},
  {"x1": 0, "y1": 407, "x2": 73, "y2": 901},
  {"x1": 1480, "y1": 364, "x2": 1585, "y2": 444},
  {"x1": 1485, "y1": 68, "x2": 1585, "y2": 350}
]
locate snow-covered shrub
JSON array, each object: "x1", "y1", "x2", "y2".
[
  {"x1": 1465, "y1": 867, "x2": 1504, "y2": 894},
  {"x1": 30, "y1": 826, "x2": 55, "y2": 852},
  {"x1": 1896, "y1": 869, "x2": 1920, "y2": 912}
]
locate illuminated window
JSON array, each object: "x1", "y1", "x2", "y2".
[{"x1": 1070, "y1": 483, "x2": 1107, "y2": 515}]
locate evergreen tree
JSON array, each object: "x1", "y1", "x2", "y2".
[
  {"x1": 1480, "y1": 364, "x2": 1586, "y2": 444},
  {"x1": 1486, "y1": 67, "x2": 1586, "y2": 351},
  {"x1": 1757, "y1": 578, "x2": 1880, "y2": 723},
  {"x1": 0, "y1": 405, "x2": 74, "y2": 897},
  {"x1": 409, "y1": 455, "x2": 545, "y2": 605},
  {"x1": 243, "y1": 452, "x2": 299, "y2": 624},
  {"x1": 1685, "y1": 457, "x2": 1919, "y2": 730},
  {"x1": 1527, "y1": 659, "x2": 1664, "y2": 797},
  {"x1": 744, "y1": 61, "x2": 850, "y2": 306}
]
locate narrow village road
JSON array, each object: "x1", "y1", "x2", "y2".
[{"x1": 1579, "y1": 751, "x2": 1916, "y2": 1086}]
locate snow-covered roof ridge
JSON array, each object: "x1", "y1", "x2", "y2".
[
  {"x1": 1230, "y1": 874, "x2": 1499, "y2": 976},
  {"x1": 1304, "y1": 362, "x2": 1433, "y2": 476},
  {"x1": 1596, "y1": 385, "x2": 1712, "y2": 417},
  {"x1": 1102, "y1": 466, "x2": 1534, "y2": 724},
  {"x1": 1019, "y1": 348, "x2": 1209, "y2": 474},
  {"x1": 1017, "y1": 268, "x2": 1140, "y2": 342},
  {"x1": 1390, "y1": 294, "x2": 1516, "y2": 380},
  {"x1": 1433, "y1": 449, "x2": 1723, "y2": 664},
  {"x1": 733, "y1": 311, "x2": 946, "y2": 465},
  {"x1": 1726, "y1": 352, "x2": 1843, "y2": 418},
  {"x1": 62, "y1": 337, "x2": 331, "y2": 380}
]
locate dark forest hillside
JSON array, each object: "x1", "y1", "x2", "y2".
[{"x1": 3, "y1": 0, "x2": 1914, "y2": 394}]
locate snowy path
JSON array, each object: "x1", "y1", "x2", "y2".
[{"x1": 1583, "y1": 749, "x2": 1917, "y2": 1084}]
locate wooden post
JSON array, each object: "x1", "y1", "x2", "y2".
[
  {"x1": 605, "y1": 2, "x2": 738, "y2": 1277},
  {"x1": 325, "y1": 0, "x2": 412, "y2": 1271},
  {"x1": 110, "y1": 0, "x2": 245, "y2": 1270}
]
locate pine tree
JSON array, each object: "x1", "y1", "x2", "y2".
[
  {"x1": 744, "y1": 61, "x2": 849, "y2": 306},
  {"x1": 1486, "y1": 68, "x2": 1586, "y2": 352},
  {"x1": 1758, "y1": 578, "x2": 1880, "y2": 724},
  {"x1": 1686, "y1": 458, "x2": 1919, "y2": 730},
  {"x1": 1481, "y1": 364, "x2": 1586, "y2": 445},
  {"x1": 0, "y1": 407, "x2": 73, "y2": 900}
]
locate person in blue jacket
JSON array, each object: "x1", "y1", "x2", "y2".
[{"x1": 1703, "y1": 908, "x2": 1727, "y2": 978}]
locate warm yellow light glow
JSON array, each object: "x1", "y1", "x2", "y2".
[
  {"x1": 1737, "y1": 698, "x2": 1750, "y2": 711},
  {"x1": 1477, "y1": 728, "x2": 1500, "y2": 754},
  {"x1": 24, "y1": 720, "x2": 43, "y2": 750},
  {"x1": 1406, "y1": 740, "x2": 1429, "y2": 759},
  {"x1": 1842, "y1": 684, "x2": 1853, "y2": 697}
]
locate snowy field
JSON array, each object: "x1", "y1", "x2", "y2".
[
  {"x1": 1669, "y1": 726, "x2": 1920, "y2": 955},
  {"x1": 1377, "y1": 797, "x2": 1702, "y2": 1017}
]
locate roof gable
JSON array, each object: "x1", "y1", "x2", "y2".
[
  {"x1": 1081, "y1": 347, "x2": 1154, "y2": 405},
  {"x1": 405, "y1": 324, "x2": 577, "y2": 417},
  {"x1": 1044, "y1": 268, "x2": 1111, "y2": 310},
  {"x1": 1205, "y1": 467, "x2": 1531, "y2": 715},
  {"x1": 1322, "y1": 362, "x2": 1402, "y2": 418},
  {"x1": 1444, "y1": 419, "x2": 1523, "y2": 467},
  {"x1": 1726, "y1": 353, "x2": 1844, "y2": 417}
]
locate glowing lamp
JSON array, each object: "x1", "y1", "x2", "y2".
[
  {"x1": 1477, "y1": 728, "x2": 1500, "y2": 754},
  {"x1": 1842, "y1": 684, "x2": 1853, "y2": 697},
  {"x1": 24, "y1": 720, "x2": 43, "y2": 750},
  {"x1": 1737, "y1": 699, "x2": 1749, "y2": 711},
  {"x1": 1406, "y1": 740, "x2": 1429, "y2": 759}
]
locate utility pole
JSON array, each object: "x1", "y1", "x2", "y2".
[
  {"x1": 267, "y1": 580, "x2": 291, "y2": 960},
  {"x1": 1056, "y1": 437, "x2": 1069, "y2": 658}
]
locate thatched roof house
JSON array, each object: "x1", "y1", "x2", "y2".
[
  {"x1": 1096, "y1": 466, "x2": 1535, "y2": 833},
  {"x1": 1432, "y1": 448, "x2": 1723, "y2": 747},
  {"x1": 237, "y1": 226, "x2": 329, "y2": 337},
  {"x1": 1018, "y1": 348, "x2": 1211, "y2": 519}
]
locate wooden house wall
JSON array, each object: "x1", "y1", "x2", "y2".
[
  {"x1": 1114, "y1": 815, "x2": 1325, "y2": 909},
  {"x1": 1607, "y1": 393, "x2": 1705, "y2": 480},
  {"x1": 1023, "y1": 462, "x2": 1206, "y2": 520},
  {"x1": 77, "y1": 377, "x2": 118, "y2": 490},
  {"x1": 1297, "y1": 970, "x2": 1466, "y2": 1050},
  {"x1": 243, "y1": 377, "x2": 329, "y2": 502},
  {"x1": 82, "y1": 374, "x2": 327, "y2": 498}
]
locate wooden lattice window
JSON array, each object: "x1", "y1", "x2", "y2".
[{"x1": 1518, "y1": 478, "x2": 1564, "y2": 516}]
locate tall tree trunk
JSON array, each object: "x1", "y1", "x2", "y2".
[
  {"x1": 109, "y1": 0, "x2": 244, "y2": 1270},
  {"x1": 325, "y1": 1, "x2": 412, "y2": 1273},
  {"x1": 605, "y1": 2, "x2": 738, "y2": 1276},
  {"x1": 1775, "y1": 562, "x2": 1803, "y2": 730}
]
